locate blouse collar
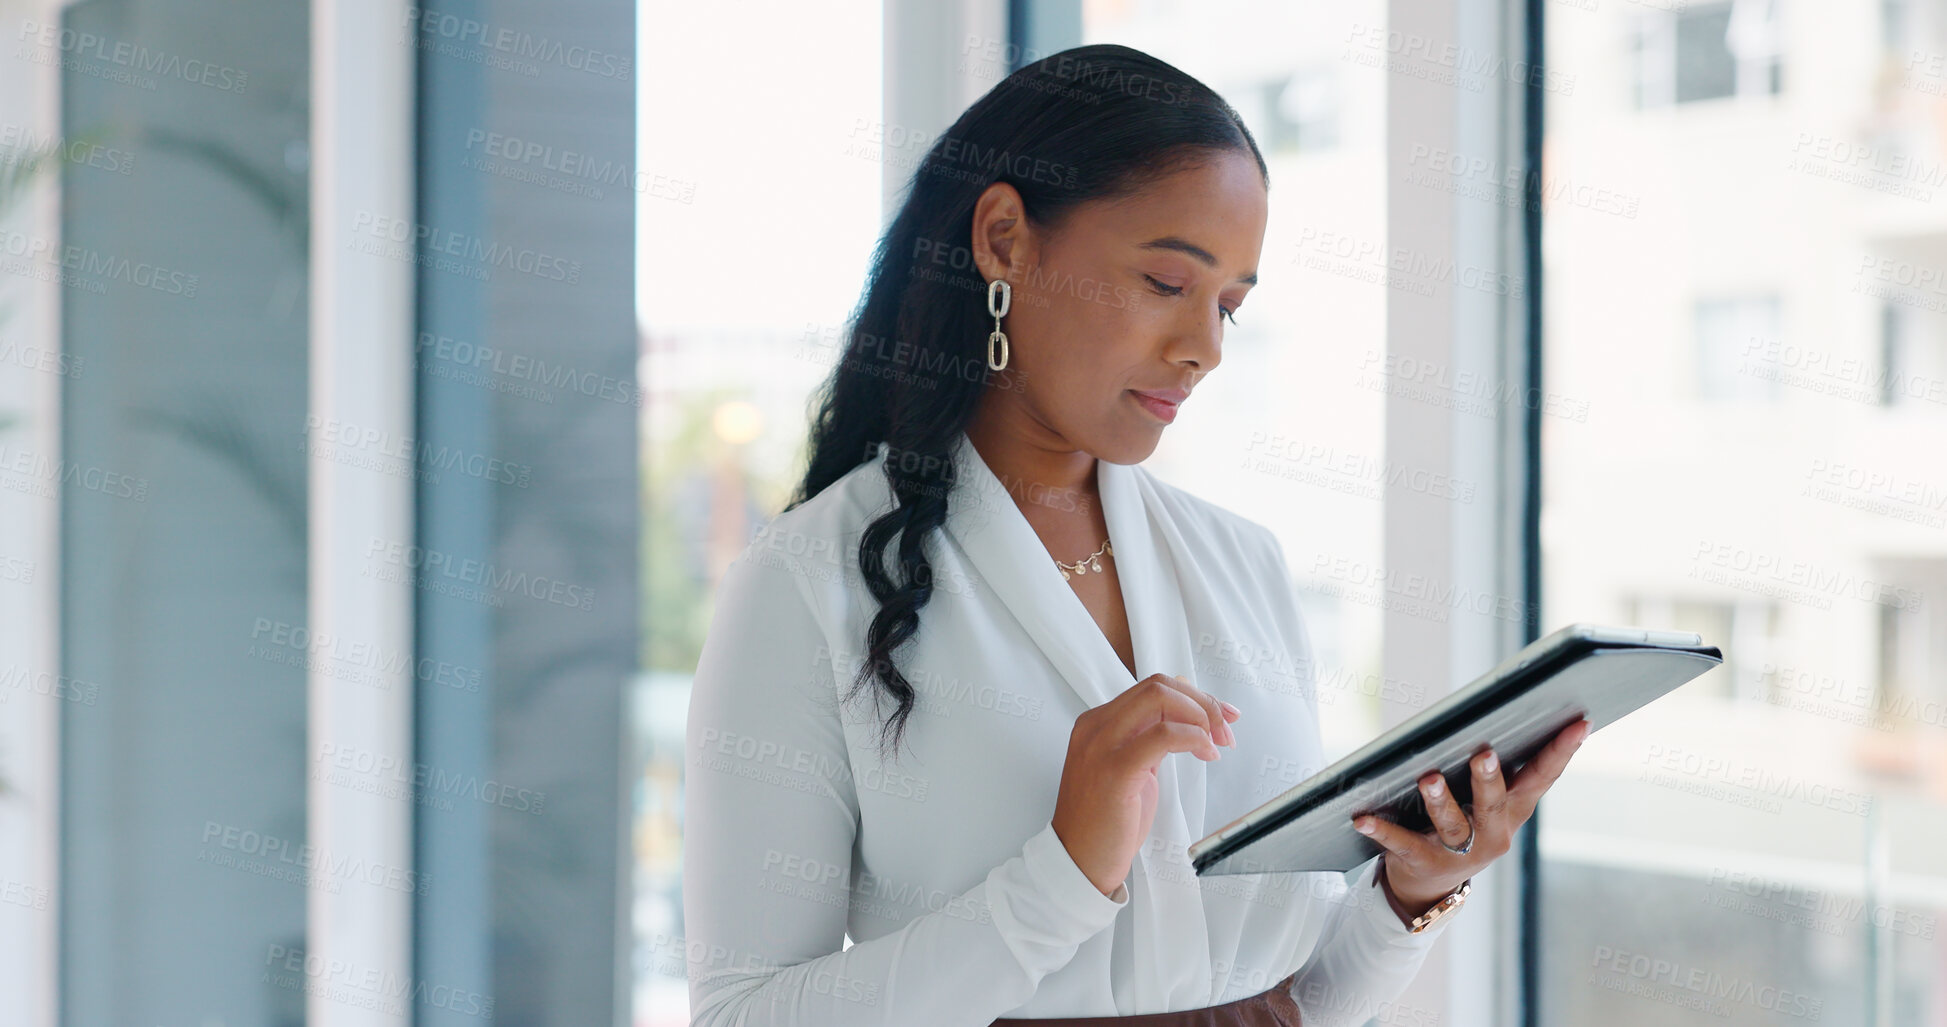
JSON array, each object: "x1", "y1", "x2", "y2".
[{"x1": 941, "y1": 429, "x2": 1195, "y2": 714}]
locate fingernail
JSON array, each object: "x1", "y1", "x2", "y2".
[
  {"x1": 1482, "y1": 752, "x2": 1498, "y2": 773},
  {"x1": 1355, "y1": 818, "x2": 1375, "y2": 834},
  {"x1": 1219, "y1": 700, "x2": 1240, "y2": 716},
  {"x1": 1427, "y1": 777, "x2": 1445, "y2": 797}
]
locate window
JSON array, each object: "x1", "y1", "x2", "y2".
[
  {"x1": 1874, "y1": 579, "x2": 1937, "y2": 725},
  {"x1": 8, "y1": 0, "x2": 638, "y2": 1022},
  {"x1": 1876, "y1": 601, "x2": 1903, "y2": 704},
  {"x1": 1881, "y1": 0, "x2": 1912, "y2": 52},
  {"x1": 1263, "y1": 67, "x2": 1341, "y2": 154},
  {"x1": 634, "y1": 2, "x2": 886, "y2": 1021},
  {"x1": 1693, "y1": 295, "x2": 1781, "y2": 401},
  {"x1": 1674, "y1": 3, "x2": 1739, "y2": 102},
  {"x1": 1625, "y1": 597, "x2": 1779, "y2": 703},
  {"x1": 1633, "y1": 0, "x2": 1782, "y2": 108},
  {"x1": 1544, "y1": 0, "x2": 1947, "y2": 1021},
  {"x1": 1879, "y1": 301, "x2": 1947, "y2": 408},
  {"x1": 1880, "y1": 302, "x2": 1903, "y2": 406},
  {"x1": 49, "y1": 5, "x2": 310, "y2": 1024}
]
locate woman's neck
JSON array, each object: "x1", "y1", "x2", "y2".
[{"x1": 963, "y1": 407, "x2": 1099, "y2": 509}]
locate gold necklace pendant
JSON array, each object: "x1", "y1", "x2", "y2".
[{"x1": 1056, "y1": 539, "x2": 1112, "y2": 581}]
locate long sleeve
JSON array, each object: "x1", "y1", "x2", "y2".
[
  {"x1": 1285, "y1": 854, "x2": 1460, "y2": 1027},
  {"x1": 1252, "y1": 525, "x2": 1463, "y2": 1027},
  {"x1": 682, "y1": 540, "x2": 1131, "y2": 1027}
]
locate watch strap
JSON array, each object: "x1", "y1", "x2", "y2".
[{"x1": 1408, "y1": 878, "x2": 1472, "y2": 933}]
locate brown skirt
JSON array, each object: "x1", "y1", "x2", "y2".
[{"x1": 988, "y1": 971, "x2": 1301, "y2": 1026}]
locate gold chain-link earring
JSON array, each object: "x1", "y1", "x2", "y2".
[{"x1": 986, "y1": 278, "x2": 1011, "y2": 371}]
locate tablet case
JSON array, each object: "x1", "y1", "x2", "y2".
[{"x1": 1190, "y1": 624, "x2": 1723, "y2": 875}]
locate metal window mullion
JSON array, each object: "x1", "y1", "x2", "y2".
[
  {"x1": 307, "y1": 2, "x2": 417, "y2": 1025},
  {"x1": 1386, "y1": 0, "x2": 1535, "y2": 1024}
]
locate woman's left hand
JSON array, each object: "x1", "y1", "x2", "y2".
[{"x1": 1352, "y1": 717, "x2": 1592, "y2": 922}]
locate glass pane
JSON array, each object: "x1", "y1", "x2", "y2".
[
  {"x1": 47, "y1": 1, "x2": 310, "y2": 1023},
  {"x1": 1541, "y1": 0, "x2": 1947, "y2": 1023},
  {"x1": 1081, "y1": 0, "x2": 1396, "y2": 763},
  {"x1": 633, "y1": 2, "x2": 884, "y2": 1023},
  {"x1": 1674, "y1": 3, "x2": 1737, "y2": 103},
  {"x1": 407, "y1": 1, "x2": 638, "y2": 1023},
  {"x1": 1693, "y1": 295, "x2": 1781, "y2": 401}
]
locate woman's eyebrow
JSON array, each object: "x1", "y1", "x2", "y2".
[{"x1": 1137, "y1": 236, "x2": 1258, "y2": 285}]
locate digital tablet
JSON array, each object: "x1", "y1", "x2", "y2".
[{"x1": 1189, "y1": 623, "x2": 1724, "y2": 876}]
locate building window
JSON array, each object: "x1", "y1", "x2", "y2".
[
  {"x1": 1880, "y1": 302, "x2": 1903, "y2": 406},
  {"x1": 1693, "y1": 294, "x2": 1782, "y2": 401},
  {"x1": 1262, "y1": 66, "x2": 1339, "y2": 154},
  {"x1": 1875, "y1": 594, "x2": 1933, "y2": 724},
  {"x1": 1881, "y1": 0, "x2": 1913, "y2": 53},
  {"x1": 1879, "y1": 300, "x2": 1947, "y2": 407},
  {"x1": 1627, "y1": 596, "x2": 1777, "y2": 702},
  {"x1": 1633, "y1": 0, "x2": 1783, "y2": 108}
]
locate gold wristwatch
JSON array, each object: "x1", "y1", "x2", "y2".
[{"x1": 1406, "y1": 879, "x2": 1471, "y2": 933}]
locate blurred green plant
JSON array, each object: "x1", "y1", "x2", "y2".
[
  {"x1": 642, "y1": 387, "x2": 800, "y2": 674},
  {"x1": 0, "y1": 137, "x2": 65, "y2": 442},
  {"x1": 0, "y1": 124, "x2": 132, "y2": 797},
  {"x1": 0, "y1": 137, "x2": 65, "y2": 798}
]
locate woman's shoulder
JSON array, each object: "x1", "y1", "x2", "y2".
[
  {"x1": 749, "y1": 449, "x2": 897, "y2": 546},
  {"x1": 1131, "y1": 463, "x2": 1285, "y2": 567},
  {"x1": 1132, "y1": 464, "x2": 1316, "y2": 686},
  {"x1": 732, "y1": 452, "x2": 895, "y2": 602}
]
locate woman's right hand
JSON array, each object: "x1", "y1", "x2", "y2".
[{"x1": 1050, "y1": 673, "x2": 1240, "y2": 897}]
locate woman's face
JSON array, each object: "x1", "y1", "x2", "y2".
[{"x1": 970, "y1": 148, "x2": 1267, "y2": 465}]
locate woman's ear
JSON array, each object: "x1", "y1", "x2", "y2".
[{"x1": 970, "y1": 181, "x2": 1034, "y2": 285}]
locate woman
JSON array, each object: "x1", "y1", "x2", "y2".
[{"x1": 683, "y1": 43, "x2": 1590, "y2": 1027}]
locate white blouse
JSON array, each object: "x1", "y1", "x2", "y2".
[{"x1": 684, "y1": 429, "x2": 1458, "y2": 1026}]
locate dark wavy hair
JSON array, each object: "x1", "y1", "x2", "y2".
[{"x1": 784, "y1": 43, "x2": 1267, "y2": 763}]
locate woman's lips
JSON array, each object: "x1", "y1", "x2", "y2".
[{"x1": 1129, "y1": 389, "x2": 1184, "y2": 423}]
